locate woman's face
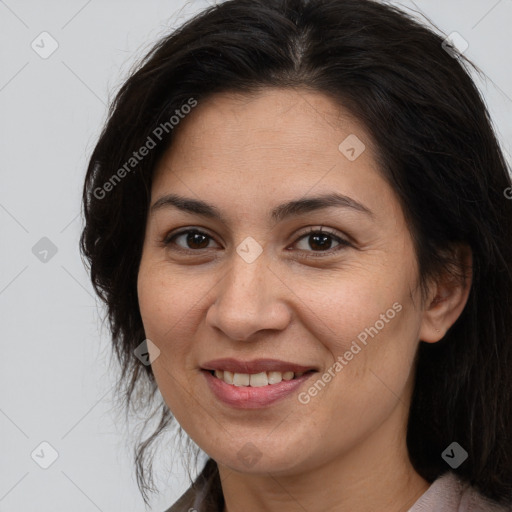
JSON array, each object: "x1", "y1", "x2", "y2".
[{"x1": 137, "y1": 88, "x2": 429, "y2": 475}]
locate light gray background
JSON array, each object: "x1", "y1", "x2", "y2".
[{"x1": 1, "y1": 1, "x2": 511, "y2": 511}]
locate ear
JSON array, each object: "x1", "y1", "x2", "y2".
[{"x1": 419, "y1": 244, "x2": 473, "y2": 343}]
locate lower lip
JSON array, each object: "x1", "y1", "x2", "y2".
[{"x1": 202, "y1": 370, "x2": 316, "y2": 409}]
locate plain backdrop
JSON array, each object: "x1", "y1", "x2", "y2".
[{"x1": 1, "y1": 0, "x2": 511, "y2": 511}]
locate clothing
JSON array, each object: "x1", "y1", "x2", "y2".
[
  {"x1": 165, "y1": 458, "x2": 223, "y2": 512},
  {"x1": 407, "y1": 471, "x2": 511, "y2": 511},
  {"x1": 165, "y1": 459, "x2": 511, "y2": 512}
]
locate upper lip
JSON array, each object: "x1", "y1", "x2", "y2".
[{"x1": 201, "y1": 358, "x2": 318, "y2": 374}]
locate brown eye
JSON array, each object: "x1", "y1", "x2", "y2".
[
  {"x1": 164, "y1": 229, "x2": 218, "y2": 251},
  {"x1": 294, "y1": 228, "x2": 351, "y2": 254}
]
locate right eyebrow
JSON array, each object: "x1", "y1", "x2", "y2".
[{"x1": 150, "y1": 194, "x2": 228, "y2": 223}]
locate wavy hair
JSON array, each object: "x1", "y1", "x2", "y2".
[{"x1": 80, "y1": 0, "x2": 512, "y2": 506}]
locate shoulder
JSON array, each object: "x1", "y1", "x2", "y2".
[
  {"x1": 459, "y1": 480, "x2": 511, "y2": 512},
  {"x1": 409, "y1": 471, "x2": 511, "y2": 512}
]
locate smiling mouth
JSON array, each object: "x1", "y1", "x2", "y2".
[{"x1": 206, "y1": 369, "x2": 316, "y2": 387}]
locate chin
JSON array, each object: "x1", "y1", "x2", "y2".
[{"x1": 209, "y1": 437, "x2": 313, "y2": 475}]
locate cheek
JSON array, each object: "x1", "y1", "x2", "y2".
[
  {"x1": 294, "y1": 260, "x2": 414, "y2": 350},
  {"x1": 137, "y1": 263, "x2": 201, "y2": 417},
  {"x1": 297, "y1": 297, "x2": 419, "y2": 456},
  {"x1": 295, "y1": 263, "x2": 420, "y2": 406},
  {"x1": 137, "y1": 267, "x2": 169, "y2": 340},
  {"x1": 136, "y1": 260, "x2": 218, "y2": 416},
  {"x1": 137, "y1": 260, "x2": 205, "y2": 347}
]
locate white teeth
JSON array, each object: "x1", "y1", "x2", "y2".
[
  {"x1": 267, "y1": 371, "x2": 283, "y2": 384},
  {"x1": 249, "y1": 372, "x2": 268, "y2": 387},
  {"x1": 211, "y1": 369, "x2": 308, "y2": 387},
  {"x1": 233, "y1": 373, "x2": 250, "y2": 386}
]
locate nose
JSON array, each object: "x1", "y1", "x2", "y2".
[{"x1": 205, "y1": 249, "x2": 291, "y2": 342}]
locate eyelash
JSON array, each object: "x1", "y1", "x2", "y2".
[{"x1": 162, "y1": 226, "x2": 352, "y2": 258}]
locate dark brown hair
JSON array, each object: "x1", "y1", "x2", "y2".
[{"x1": 80, "y1": 0, "x2": 512, "y2": 506}]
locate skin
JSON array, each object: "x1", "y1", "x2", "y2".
[{"x1": 137, "y1": 88, "x2": 472, "y2": 512}]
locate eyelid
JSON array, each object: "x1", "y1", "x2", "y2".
[
  {"x1": 295, "y1": 226, "x2": 347, "y2": 242},
  {"x1": 292, "y1": 226, "x2": 352, "y2": 255},
  {"x1": 162, "y1": 227, "x2": 220, "y2": 248},
  {"x1": 162, "y1": 226, "x2": 352, "y2": 255}
]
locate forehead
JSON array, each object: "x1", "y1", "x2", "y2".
[
  {"x1": 157, "y1": 88, "x2": 371, "y2": 165},
  {"x1": 151, "y1": 88, "x2": 400, "y2": 224}
]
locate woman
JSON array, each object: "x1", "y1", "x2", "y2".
[{"x1": 80, "y1": 0, "x2": 512, "y2": 510}]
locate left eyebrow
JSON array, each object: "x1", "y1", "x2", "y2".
[
  {"x1": 149, "y1": 192, "x2": 374, "y2": 224},
  {"x1": 269, "y1": 192, "x2": 374, "y2": 224}
]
